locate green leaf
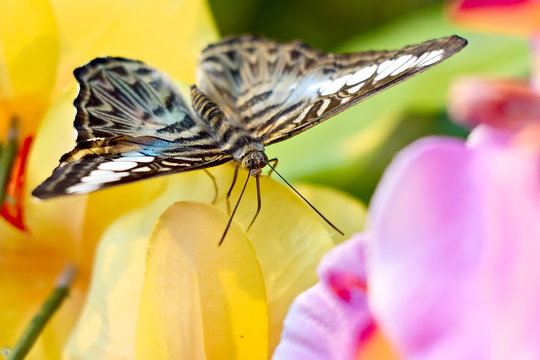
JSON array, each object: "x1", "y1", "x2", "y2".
[{"x1": 0, "y1": 120, "x2": 18, "y2": 206}]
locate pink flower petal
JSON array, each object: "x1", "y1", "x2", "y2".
[
  {"x1": 368, "y1": 136, "x2": 540, "y2": 360},
  {"x1": 448, "y1": 0, "x2": 540, "y2": 34},
  {"x1": 274, "y1": 235, "x2": 375, "y2": 360},
  {"x1": 448, "y1": 78, "x2": 540, "y2": 131}
]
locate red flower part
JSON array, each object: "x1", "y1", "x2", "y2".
[
  {"x1": 448, "y1": 0, "x2": 540, "y2": 34},
  {"x1": 327, "y1": 271, "x2": 368, "y2": 303},
  {"x1": 1, "y1": 136, "x2": 32, "y2": 231}
]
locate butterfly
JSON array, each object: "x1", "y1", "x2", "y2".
[{"x1": 33, "y1": 35, "x2": 467, "y2": 203}]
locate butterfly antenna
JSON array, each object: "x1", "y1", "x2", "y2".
[
  {"x1": 247, "y1": 175, "x2": 262, "y2": 231},
  {"x1": 219, "y1": 169, "x2": 251, "y2": 246},
  {"x1": 243, "y1": 103, "x2": 263, "y2": 232},
  {"x1": 265, "y1": 161, "x2": 344, "y2": 236}
]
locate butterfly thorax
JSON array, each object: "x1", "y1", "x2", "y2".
[{"x1": 191, "y1": 85, "x2": 267, "y2": 174}]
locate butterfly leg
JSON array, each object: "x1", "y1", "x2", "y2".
[
  {"x1": 203, "y1": 169, "x2": 218, "y2": 204},
  {"x1": 247, "y1": 174, "x2": 262, "y2": 232},
  {"x1": 226, "y1": 165, "x2": 240, "y2": 214},
  {"x1": 219, "y1": 169, "x2": 250, "y2": 246},
  {"x1": 266, "y1": 158, "x2": 279, "y2": 176}
]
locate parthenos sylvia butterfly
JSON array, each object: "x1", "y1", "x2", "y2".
[{"x1": 33, "y1": 35, "x2": 467, "y2": 201}]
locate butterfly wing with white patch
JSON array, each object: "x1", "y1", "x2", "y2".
[
  {"x1": 197, "y1": 35, "x2": 467, "y2": 145},
  {"x1": 32, "y1": 57, "x2": 231, "y2": 199}
]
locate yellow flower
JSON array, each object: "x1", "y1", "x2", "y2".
[
  {"x1": 1, "y1": 0, "x2": 219, "y2": 358},
  {"x1": 63, "y1": 165, "x2": 365, "y2": 359},
  {"x1": 0, "y1": 0, "x2": 59, "y2": 139},
  {"x1": 2, "y1": 2, "x2": 367, "y2": 358}
]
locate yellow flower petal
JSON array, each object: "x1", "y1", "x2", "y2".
[
  {"x1": 213, "y1": 174, "x2": 335, "y2": 350},
  {"x1": 50, "y1": 0, "x2": 217, "y2": 90},
  {"x1": 63, "y1": 207, "x2": 151, "y2": 359},
  {"x1": 24, "y1": 87, "x2": 86, "y2": 254},
  {"x1": 136, "y1": 202, "x2": 268, "y2": 359},
  {"x1": 0, "y1": 0, "x2": 59, "y2": 138},
  {"x1": 293, "y1": 183, "x2": 366, "y2": 244},
  {"x1": 25, "y1": 87, "x2": 169, "y2": 268},
  {"x1": 64, "y1": 168, "x2": 231, "y2": 359},
  {"x1": 66, "y1": 165, "x2": 340, "y2": 357}
]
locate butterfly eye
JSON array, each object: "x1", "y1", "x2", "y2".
[{"x1": 241, "y1": 151, "x2": 268, "y2": 175}]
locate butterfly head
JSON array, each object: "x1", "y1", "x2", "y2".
[{"x1": 241, "y1": 151, "x2": 268, "y2": 176}]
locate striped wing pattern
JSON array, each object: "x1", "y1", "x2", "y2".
[
  {"x1": 74, "y1": 57, "x2": 204, "y2": 142},
  {"x1": 33, "y1": 36, "x2": 467, "y2": 199},
  {"x1": 197, "y1": 35, "x2": 467, "y2": 145},
  {"x1": 32, "y1": 58, "x2": 231, "y2": 199}
]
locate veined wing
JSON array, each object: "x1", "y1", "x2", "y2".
[
  {"x1": 32, "y1": 136, "x2": 231, "y2": 199},
  {"x1": 74, "y1": 57, "x2": 207, "y2": 142},
  {"x1": 33, "y1": 57, "x2": 231, "y2": 199},
  {"x1": 197, "y1": 35, "x2": 467, "y2": 145}
]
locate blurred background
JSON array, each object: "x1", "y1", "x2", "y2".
[
  {"x1": 207, "y1": 0, "x2": 529, "y2": 202},
  {"x1": 210, "y1": 0, "x2": 441, "y2": 49}
]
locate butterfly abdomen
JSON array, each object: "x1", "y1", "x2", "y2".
[{"x1": 191, "y1": 85, "x2": 225, "y2": 128}]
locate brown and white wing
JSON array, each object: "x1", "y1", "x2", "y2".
[
  {"x1": 197, "y1": 35, "x2": 467, "y2": 145},
  {"x1": 32, "y1": 136, "x2": 231, "y2": 199},
  {"x1": 33, "y1": 57, "x2": 231, "y2": 199},
  {"x1": 73, "y1": 57, "x2": 206, "y2": 142}
]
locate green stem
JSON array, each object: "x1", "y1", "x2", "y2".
[
  {"x1": 6, "y1": 265, "x2": 76, "y2": 360},
  {"x1": 0, "y1": 119, "x2": 19, "y2": 206}
]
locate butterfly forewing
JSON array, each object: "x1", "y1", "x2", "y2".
[
  {"x1": 74, "y1": 57, "x2": 206, "y2": 142},
  {"x1": 32, "y1": 58, "x2": 231, "y2": 199},
  {"x1": 197, "y1": 37, "x2": 323, "y2": 132},
  {"x1": 197, "y1": 35, "x2": 467, "y2": 145}
]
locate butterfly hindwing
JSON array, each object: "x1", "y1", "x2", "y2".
[
  {"x1": 32, "y1": 58, "x2": 231, "y2": 199},
  {"x1": 32, "y1": 136, "x2": 231, "y2": 198},
  {"x1": 197, "y1": 36, "x2": 323, "y2": 130},
  {"x1": 197, "y1": 35, "x2": 467, "y2": 145}
]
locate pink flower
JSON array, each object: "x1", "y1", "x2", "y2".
[
  {"x1": 273, "y1": 234, "x2": 375, "y2": 360},
  {"x1": 275, "y1": 105, "x2": 540, "y2": 360},
  {"x1": 369, "y1": 130, "x2": 540, "y2": 359},
  {"x1": 275, "y1": 1, "x2": 540, "y2": 356}
]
